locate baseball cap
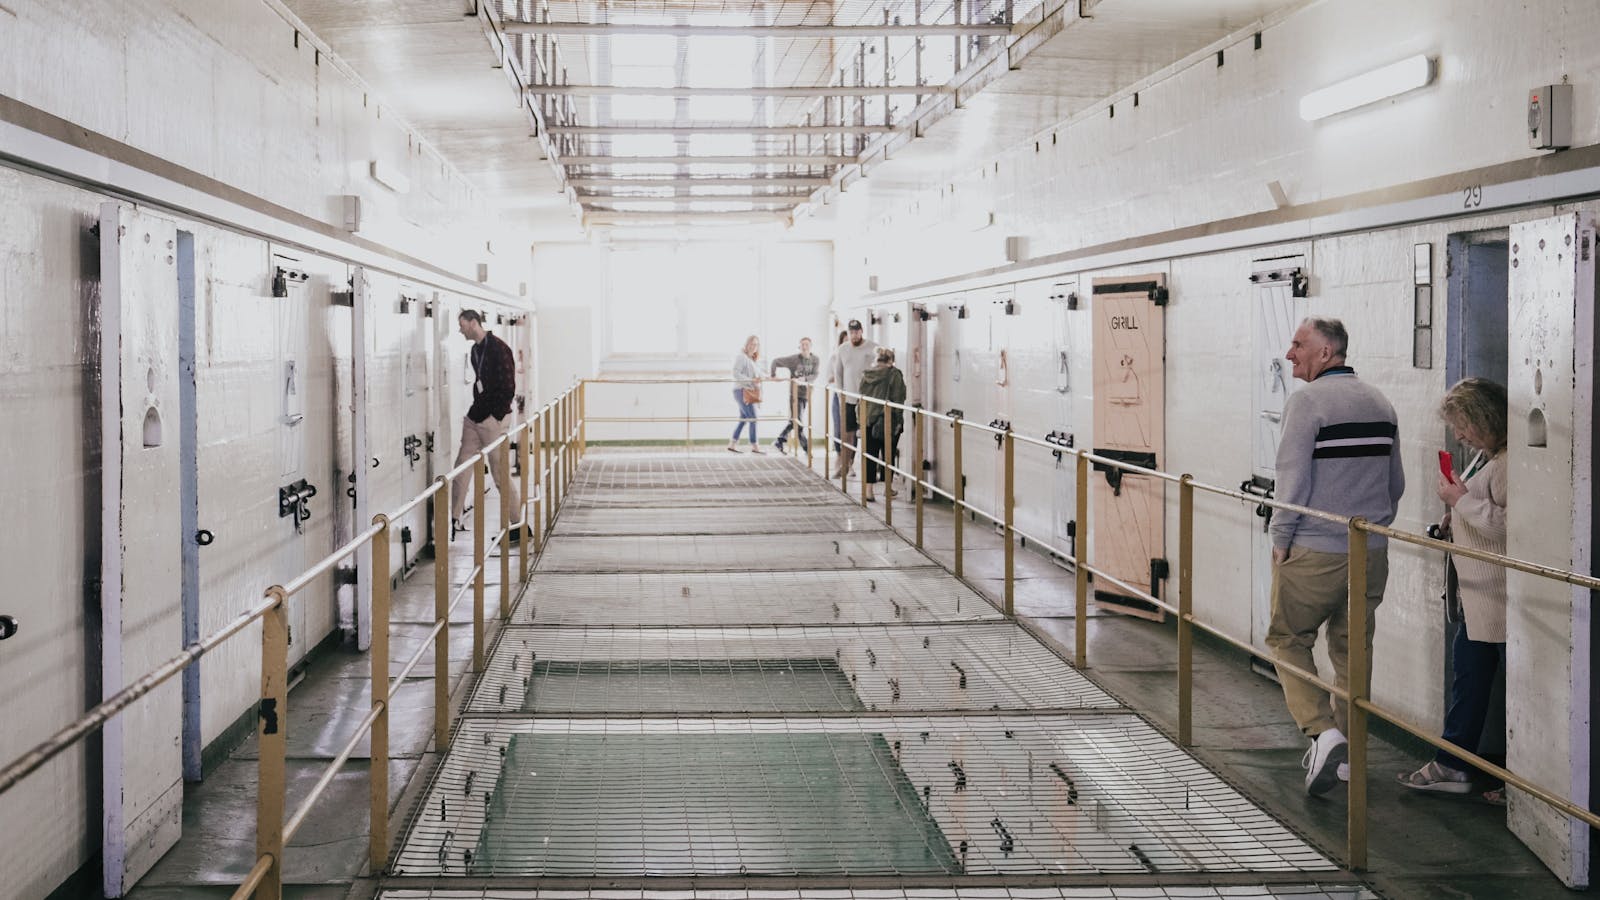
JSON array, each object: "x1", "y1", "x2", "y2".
[{"x1": 848, "y1": 319, "x2": 863, "y2": 330}]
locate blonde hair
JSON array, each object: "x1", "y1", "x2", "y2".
[
  {"x1": 743, "y1": 334, "x2": 760, "y2": 359},
  {"x1": 1440, "y1": 377, "x2": 1507, "y2": 453},
  {"x1": 875, "y1": 347, "x2": 896, "y2": 365}
]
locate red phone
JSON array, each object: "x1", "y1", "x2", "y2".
[{"x1": 1438, "y1": 450, "x2": 1456, "y2": 483}]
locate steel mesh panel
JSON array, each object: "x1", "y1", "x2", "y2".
[
  {"x1": 576, "y1": 455, "x2": 822, "y2": 490},
  {"x1": 381, "y1": 888, "x2": 1376, "y2": 899},
  {"x1": 467, "y1": 625, "x2": 1119, "y2": 713},
  {"x1": 515, "y1": 571, "x2": 1003, "y2": 625},
  {"x1": 394, "y1": 715, "x2": 1336, "y2": 878},
  {"x1": 565, "y1": 483, "x2": 845, "y2": 507},
  {"x1": 553, "y1": 505, "x2": 887, "y2": 535},
  {"x1": 535, "y1": 535, "x2": 935, "y2": 572}
]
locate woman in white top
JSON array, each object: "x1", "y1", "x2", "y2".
[
  {"x1": 1399, "y1": 377, "x2": 1508, "y2": 802},
  {"x1": 729, "y1": 335, "x2": 765, "y2": 453}
]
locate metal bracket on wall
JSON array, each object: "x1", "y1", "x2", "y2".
[
  {"x1": 404, "y1": 435, "x2": 423, "y2": 468},
  {"x1": 330, "y1": 277, "x2": 355, "y2": 306},
  {"x1": 987, "y1": 419, "x2": 1011, "y2": 446},
  {"x1": 1044, "y1": 429, "x2": 1074, "y2": 460},
  {"x1": 1091, "y1": 449, "x2": 1157, "y2": 496},
  {"x1": 278, "y1": 479, "x2": 318, "y2": 533},
  {"x1": 272, "y1": 266, "x2": 309, "y2": 298}
]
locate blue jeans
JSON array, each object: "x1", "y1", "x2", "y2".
[
  {"x1": 731, "y1": 388, "x2": 758, "y2": 444},
  {"x1": 776, "y1": 394, "x2": 808, "y2": 446},
  {"x1": 1437, "y1": 623, "x2": 1505, "y2": 777}
]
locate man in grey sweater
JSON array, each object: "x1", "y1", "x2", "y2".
[
  {"x1": 1268, "y1": 317, "x2": 1405, "y2": 797},
  {"x1": 830, "y1": 319, "x2": 879, "y2": 478}
]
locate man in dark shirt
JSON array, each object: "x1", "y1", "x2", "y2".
[
  {"x1": 451, "y1": 310, "x2": 522, "y2": 538},
  {"x1": 769, "y1": 336, "x2": 819, "y2": 452}
]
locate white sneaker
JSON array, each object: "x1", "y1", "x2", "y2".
[{"x1": 1302, "y1": 727, "x2": 1348, "y2": 796}]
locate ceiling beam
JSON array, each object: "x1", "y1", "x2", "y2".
[
  {"x1": 584, "y1": 210, "x2": 791, "y2": 224},
  {"x1": 584, "y1": 199, "x2": 804, "y2": 211},
  {"x1": 570, "y1": 177, "x2": 827, "y2": 189},
  {"x1": 527, "y1": 84, "x2": 949, "y2": 98},
  {"x1": 562, "y1": 155, "x2": 855, "y2": 166},
  {"x1": 504, "y1": 22, "x2": 1010, "y2": 37},
  {"x1": 549, "y1": 124, "x2": 891, "y2": 136}
]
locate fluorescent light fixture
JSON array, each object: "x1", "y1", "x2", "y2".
[
  {"x1": 369, "y1": 160, "x2": 411, "y2": 194},
  {"x1": 1299, "y1": 54, "x2": 1434, "y2": 122}
]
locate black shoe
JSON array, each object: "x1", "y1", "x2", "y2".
[{"x1": 506, "y1": 527, "x2": 522, "y2": 546}]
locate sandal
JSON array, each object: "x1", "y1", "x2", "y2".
[
  {"x1": 1397, "y1": 760, "x2": 1473, "y2": 794},
  {"x1": 1482, "y1": 788, "x2": 1507, "y2": 806}
]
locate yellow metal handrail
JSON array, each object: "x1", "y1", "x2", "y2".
[
  {"x1": 0, "y1": 382, "x2": 586, "y2": 900},
  {"x1": 814, "y1": 382, "x2": 1600, "y2": 871}
]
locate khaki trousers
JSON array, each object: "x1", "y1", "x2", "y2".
[
  {"x1": 1267, "y1": 546, "x2": 1388, "y2": 738},
  {"x1": 450, "y1": 414, "x2": 522, "y2": 522}
]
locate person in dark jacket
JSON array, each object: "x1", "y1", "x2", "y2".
[
  {"x1": 451, "y1": 309, "x2": 522, "y2": 538},
  {"x1": 769, "y1": 337, "x2": 819, "y2": 453},
  {"x1": 858, "y1": 346, "x2": 907, "y2": 502}
]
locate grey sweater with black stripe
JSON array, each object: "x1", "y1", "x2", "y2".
[{"x1": 1270, "y1": 367, "x2": 1405, "y2": 553}]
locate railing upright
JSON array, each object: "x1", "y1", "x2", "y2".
[
  {"x1": 1073, "y1": 451, "x2": 1088, "y2": 668},
  {"x1": 499, "y1": 437, "x2": 512, "y2": 624},
  {"x1": 952, "y1": 416, "x2": 964, "y2": 578},
  {"x1": 1003, "y1": 427, "x2": 1015, "y2": 617},
  {"x1": 857, "y1": 397, "x2": 868, "y2": 506},
  {"x1": 913, "y1": 409, "x2": 924, "y2": 549},
  {"x1": 472, "y1": 462, "x2": 486, "y2": 673},
  {"x1": 256, "y1": 586, "x2": 290, "y2": 900},
  {"x1": 431, "y1": 477, "x2": 450, "y2": 749},
  {"x1": 543, "y1": 408, "x2": 555, "y2": 536},
  {"x1": 1177, "y1": 476, "x2": 1193, "y2": 747},
  {"x1": 1348, "y1": 518, "x2": 1371, "y2": 870},
  {"x1": 368, "y1": 515, "x2": 391, "y2": 871},
  {"x1": 883, "y1": 398, "x2": 894, "y2": 526},
  {"x1": 518, "y1": 421, "x2": 531, "y2": 581},
  {"x1": 822, "y1": 386, "x2": 831, "y2": 477}
]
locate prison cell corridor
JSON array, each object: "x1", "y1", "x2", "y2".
[{"x1": 353, "y1": 448, "x2": 1367, "y2": 900}]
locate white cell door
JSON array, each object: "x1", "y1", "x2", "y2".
[
  {"x1": 1247, "y1": 258, "x2": 1304, "y2": 657},
  {"x1": 908, "y1": 303, "x2": 931, "y2": 477},
  {"x1": 98, "y1": 202, "x2": 183, "y2": 895},
  {"x1": 1505, "y1": 213, "x2": 1595, "y2": 889}
]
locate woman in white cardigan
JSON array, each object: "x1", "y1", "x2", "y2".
[
  {"x1": 1399, "y1": 377, "x2": 1507, "y2": 801},
  {"x1": 729, "y1": 335, "x2": 765, "y2": 453}
]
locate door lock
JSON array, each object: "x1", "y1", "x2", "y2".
[
  {"x1": 0, "y1": 615, "x2": 17, "y2": 640},
  {"x1": 1239, "y1": 476, "x2": 1276, "y2": 532}
]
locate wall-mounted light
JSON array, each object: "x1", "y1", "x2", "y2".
[
  {"x1": 369, "y1": 160, "x2": 411, "y2": 194},
  {"x1": 1298, "y1": 55, "x2": 1434, "y2": 122}
]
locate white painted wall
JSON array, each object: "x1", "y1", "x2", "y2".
[
  {"x1": 532, "y1": 240, "x2": 834, "y2": 443},
  {"x1": 0, "y1": 0, "x2": 530, "y2": 297},
  {"x1": 828, "y1": 0, "x2": 1600, "y2": 859}
]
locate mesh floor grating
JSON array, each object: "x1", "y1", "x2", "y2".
[
  {"x1": 394, "y1": 715, "x2": 1335, "y2": 878},
  {"x1": 564, "y1": 483, "x2": 845, "y2": 508},
  {"x1": 515, "y1": 571, "x2": 1004, "y2": 626},
  {"x1": 552, "y1": 505, "x2": 888, "y2": 535},
  {"x1": 575, "y1": 456, "x2": 822, "y2": 490},
  {"x1": 467, "y1": 625, "x2": 1119, "y2": 714},
  {"x1": 384, "y1": 883, "x2": 1376, "y2": 890},
  {"x1": 535, "y1": 535, "x2": 936, "y2": 572}
]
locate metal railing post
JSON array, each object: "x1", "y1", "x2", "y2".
[
  {"x1": 685, "y1": 381, "x2": 692, "y2": 455},
  {"x1": 543, "y1": 408, "x2": 555, "y2": 535},
  {"x1": 953, "y1": 417, "x2": 964, "y2": 579},
  {"x1": 883, "y1": 399, "x2": 894, "y2": 526},
  {"x1": 806, "y1": 385, "x2": 819, "y2": 470},
  {"x1": 257, "y1": 585, "x2": 289, "y2": 900},
  {"x1": 1347, "y1": 518, "x2": 1371, "y2": 870},
  {"x1": 1074, "y1": 451, "x2": 1088, "y2": 668},
  {"x1": 579, "y1": 381, "x2": 587, "y2": 456},
  {"x1": 1177, "y1": 475, "x2": 1194, "y2": 746},
  {"x1": 790, "y1": 381, "x2": 799, "y2": 459},
  {"x1": 368, "y1": 516, "x2": 390, "y2": 872},
  {"x1": 823, "y1": 386, "x2": 831, "y2": 477},
  {"x1": 1003, "y1": 427, "x2": 1015, "y2": 617},
  {"x1": 431, "y1": 477, "x2": 450, "y2": 750},
  {"x1": 518, "y1": 422, "x2": 531, "y2": 581},
  {"x1": 473, "y1": 460, "x2": 485, "y2": 673},
  {"x1": 498, "y1": 438, "x2": 511, "y2": 622},
  {"x1": 858, "y1": 397, "x2": 868, "y2": 506},
  {"x1": 914, "y1": 409, "x2": 924, "y2": 549}
]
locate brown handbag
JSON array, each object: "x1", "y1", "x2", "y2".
[{"x1": 742, "y1": 386, "x2": 762, "y2": 405}]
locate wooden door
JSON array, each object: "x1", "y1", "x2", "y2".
[{"x1": 1090, "y1": 274, "x2": 1167, "y2": 619}]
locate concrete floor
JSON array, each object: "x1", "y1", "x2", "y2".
[{"x1": 124, "y1": 450, "x2": 1577, "y2": 900}]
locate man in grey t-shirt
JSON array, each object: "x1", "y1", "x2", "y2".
[
  {"x1": 830, "y1": 319, "x2": 879, "y2": 478},
  {"x1": 1269, "y1": 316, "x2": 1404, "y2": 797}
]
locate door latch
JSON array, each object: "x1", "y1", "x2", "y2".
[
  {"x1": 278, "y1": 480, "x2": 318, "y2": 533},
  {"x1": 1239, "y1": 475, "x2": 1275, "y2": 532}
]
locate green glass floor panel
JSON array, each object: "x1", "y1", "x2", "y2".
[
  {"x1": 470, "y1": 732, "x2": 958, "y2": 876},
  {"x1": 517, "y1": 657, "x2": 866, "y2": 713}
]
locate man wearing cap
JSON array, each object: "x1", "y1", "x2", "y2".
[{"x1": 829, "y1": 319, "x2": 879, "y2": 479}]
